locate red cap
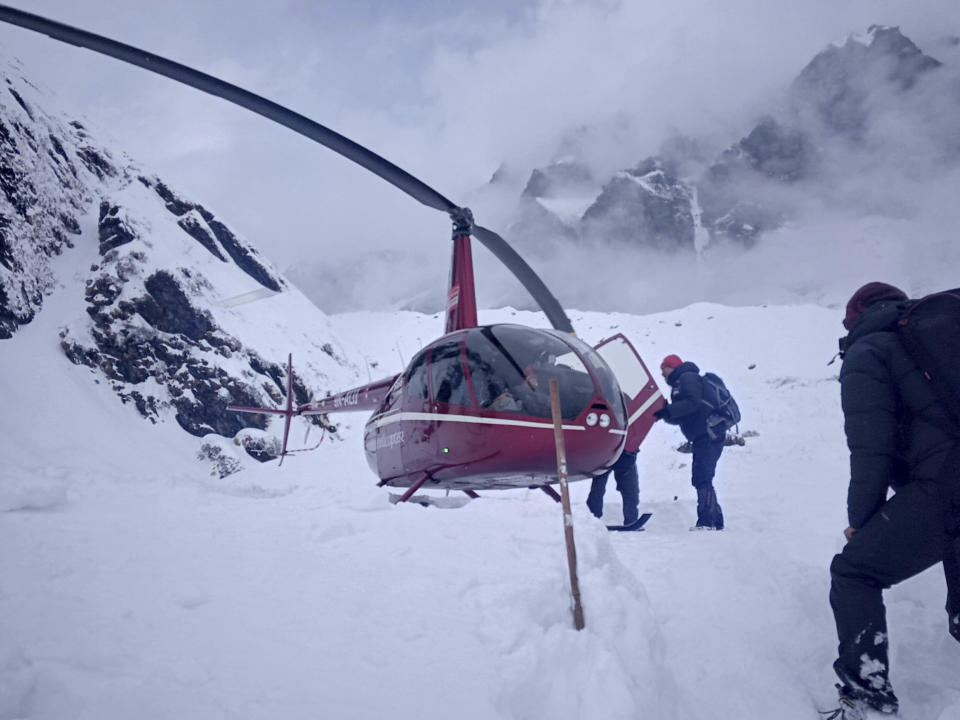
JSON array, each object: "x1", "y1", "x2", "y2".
[
  {"x1": 843, "y1": 282, "x2": 907, "y2": 329},
  {"x1": 661, "y1": 354, "x2": 683, "y2": 369}
]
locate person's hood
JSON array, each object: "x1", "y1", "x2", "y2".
[
  {"x1": 667, "y1": 361, "x2": 700, "y2": 386},
  {"x1": 839, "y1": 300, "x2": 904, "y2": 355}
]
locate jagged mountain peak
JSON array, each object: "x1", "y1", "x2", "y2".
[
  {"x1": 791, "y1": 25, "x2": 942, "y2": 139},
  {"x1": 521, "y1": 157, "x2": 594, "y2": 200}
]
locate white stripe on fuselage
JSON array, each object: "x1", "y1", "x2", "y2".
[
  {"x1": 366, "y1": 396, "x2": 660, "y2": 436},
  {"x1": 367, "y1": 411, "x2": 588, "y2": 433}
]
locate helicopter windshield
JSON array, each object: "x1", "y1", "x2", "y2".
[
  {"x1": 464, "y1": 325, "x2": 597, "y2": 420},
  {"x1": 546, "y1": 330, "x2": 626, "y2": 426}
]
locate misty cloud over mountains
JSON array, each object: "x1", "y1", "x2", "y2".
[
  {"x1": 465, "y1": 25, "x2": 959, "y2": 314},
  {"x1": 283, "y1": 25, "x2": 960, "y2": 315}
]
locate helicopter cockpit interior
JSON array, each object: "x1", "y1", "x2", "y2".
[{"x1": 388, "y1": 324, "x2": 624, "y2": 422}]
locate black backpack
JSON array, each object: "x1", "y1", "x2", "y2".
[
  {"x1": 897, "y1": 288, "x2": 960, "y2": 643},
  {"x1": 896, "y1": 288, "x2": 960, "y2": 426},
  {"x1": 701, "y1": 371, "x2": 741, "y2": 440}
]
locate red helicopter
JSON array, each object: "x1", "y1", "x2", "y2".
[{"x1": 0, "y1": 5, "x2": 666, "y2": 501}]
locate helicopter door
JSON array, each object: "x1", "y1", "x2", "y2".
[{"x1": 593, "y1": 334, "x2": 665, "y2": 451}]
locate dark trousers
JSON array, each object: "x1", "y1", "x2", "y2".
[
  {"x1": 829, "y1": 479, "x2": 946, "y2": 693},
  {"x1": 691, "y1": 436, "x2": 725, "y2": 529},
  {"x1": 587, "y1": 450, "x2": 639, "y2": 524}
]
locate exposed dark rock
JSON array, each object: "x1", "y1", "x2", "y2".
[
  {"x1": 707, "y1": 201, "x2": 780, "y2": 247},
  {"x1": 696, "y1": 118, "x2": 809, "y2": 244},
  {"x1": 178, "y1": 213, "x2": 227, "y2": 261},
  {"x1": 47, "y1": 134, "x2": 78, "y2": 180},
  {"x1": 0, "y1": 119, "x2": 18, "y2": 154},
  {"x1": 75, "y1": 147, "x2": 116, "y2": 179},
  {"x1": 171, "y1": 364, "x2": 265, "y2": 437},
  {"x1": 207, "y1": 219, "x2": 282, "y2": 292},
  {"x1": 59, "y1": 213, "x2": 81, "y2": 235},
  {"x1": 151, "y1": 179, "x2": 214, "y2": 221},
  {"x1": 198, "y1": 443, "x2": 243, "y2": 477},
  {"x1": 0, "y1": 160, "x2": 32, "y2": 217},
  {"x1": 136, "y1": 271, "x2": 215, "y2": 341},
  {"x1": 240, "y1": 435, "x2": 282, "y2": 463},
  {"x1": 735, "y1": 117, "x2": 814, "y2": 182},
  {"x1": 0, "y1": 212, "x2": 15, "y2": 271},
  {"x1": 522, "y1": 160, "x2": 593, "y2": 198},
  {"x1": 581, "y1": 158, "x2": 695, "y2": 251},
  {"x1": 7, "y1": 87, "x2": 34, "y2": 121},
  {"x1": 98, "y1": 202, "x2": 137, "y2": 253},
  {"x1": 248, "y1": 354, "x2": 286, "y2": 393}
]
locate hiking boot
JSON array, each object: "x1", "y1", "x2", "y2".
[
  {"x1": 819, "y1": 693, "x2": 864, "y2": 720},
  {"x1": 833, "y1": 661, "x2": 899, "y2": 715},
  {"x1": 836, "y1": 682, "x2": 898, "y2": 716},
  {"x1": 819, "y1": 692, "x2": 868, "y2": 719}
]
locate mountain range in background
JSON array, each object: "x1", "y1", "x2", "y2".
[
  {"x1": 510, "y1": 26, "x2": 951, "y2": 250},
  {"x1": 287, "y1": 24, "x2": 960, "y2": 314}
]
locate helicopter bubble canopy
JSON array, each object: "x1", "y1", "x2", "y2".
[{"x1": 390, "y1": 324, "x2": 626, "y2": 425}]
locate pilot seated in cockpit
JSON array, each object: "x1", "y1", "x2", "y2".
[{"x1": 490, "y1": 363, "x2": 552, "y2": 417}]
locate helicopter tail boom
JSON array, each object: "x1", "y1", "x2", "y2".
[{"x1": 299, "y1": 375, "x2": 397, "y2": 415}]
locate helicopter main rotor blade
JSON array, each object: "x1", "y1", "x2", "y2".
[
  {"x1": 0, "y1": 5, "x2": 457, "y2": 214},
  {"x1": 471, "y1": 225, "x2": 573, "y2": 334},
  {"x1": 0, "y1": 5, "x2": 575, "y2": 333}
]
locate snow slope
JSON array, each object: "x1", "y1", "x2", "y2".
[{"x1": 2, "y1": 295, "x2": 959, "y2": 720}]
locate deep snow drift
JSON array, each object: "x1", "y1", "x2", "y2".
[{"x1": 2, "y1": 293, "x2": 959, "y2": 720}]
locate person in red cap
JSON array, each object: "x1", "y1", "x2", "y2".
[
  {"x1": 654, "y1": 354, "x2": 725, "y2": 530},
  {"x1": 827, "y1": 281, "x2": 958, "y2": 716}
]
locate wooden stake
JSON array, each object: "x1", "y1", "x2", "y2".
[{"x1": 549, "y1": 378, "x2": 585, "y2": 631}]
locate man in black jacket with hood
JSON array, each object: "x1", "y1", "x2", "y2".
[
  {"x1": 829, "y1": 281, "x2": 959, "y2": 716},
  {"x1": 654, "y1": 354, "x2": 725, "y2": 530}
]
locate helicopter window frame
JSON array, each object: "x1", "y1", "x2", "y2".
[
  {"x1": 466, "y1": 325, "x2": 598, "y2": 420},
  {"x1": 380, "y1": 375, "x2": 404, "y2": 412},
  {"x1": 548, "y1": 330, "x2": 627, "y2": 426},
  {"x1": 404, "y1": 348, "x2": 430, "y2": 400},
  {"x1": 428, "y1": 339, "x2": 473, "y2": 408},
  {"x1": 464, "y1": 343, "x2": 513, "y2": 411}
]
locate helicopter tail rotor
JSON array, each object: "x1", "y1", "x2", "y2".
[{"x1": 226, "y1": 353, "x2": 300, "y2": 464}]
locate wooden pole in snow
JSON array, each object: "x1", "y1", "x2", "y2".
[{"x1": 549, "y1": 378, "x2": 585, "y2": 631}]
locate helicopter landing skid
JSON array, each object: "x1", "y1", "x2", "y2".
[{"x1": 387, "y1": 492, "x2": 473, "y2": 509}]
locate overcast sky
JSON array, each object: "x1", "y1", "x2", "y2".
[{"x1": 1, "y1": 1, "x2": 959, "y2": 307}]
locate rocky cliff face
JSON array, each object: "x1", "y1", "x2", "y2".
[
  {"x1": 0, "y1": 56, "x2": 355, "y2": 475},
  {"x1": 508, "y1": 25, "x2": 950, "y2": 254}
]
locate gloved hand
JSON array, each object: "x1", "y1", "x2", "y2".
[{"x1": 653, "y1": 407, "x2": 668, "y2": 421}]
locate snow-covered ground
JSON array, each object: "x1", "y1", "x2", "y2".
[{"x1": 2, "y1": 284, "x2": 959, "y2": 719}]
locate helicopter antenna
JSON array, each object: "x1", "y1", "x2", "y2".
[{"x1": 0, "y1": 4, "x2": 575, "y2": 334}]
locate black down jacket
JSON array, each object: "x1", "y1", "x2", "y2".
[
  {"x1": 662, "y1": 361, "x2": 712, "y2": 442},
  {"x1": 838, "y1": 300, "x2": 956, "y2": 529}
]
